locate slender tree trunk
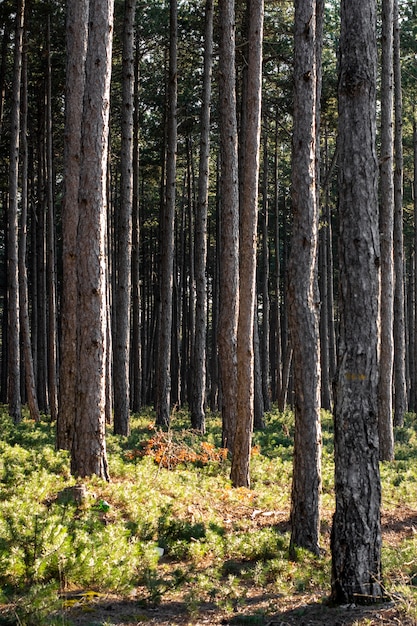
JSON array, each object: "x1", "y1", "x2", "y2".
[
  {"x1": 114, "y1": 0, "x2": 136, "y2": 436},
  {"x1": 19, "y1": 23, "x2": 40, "y2": 423},
  {"x1": 272, "y1": 114, "x2": 282, "y2": 403},
  {"x1": 218, "y1": 0, "x2": 239, "y2": 453},
  {"x1": 131, "y1": 39, "x2": 141, "y2": 413},
  {"x1": 288, "y1": 0, "x2": 322, "y2": 556},
  {"x1": 260, "y1": 135, "x2": 271, "y2": 411},
  {"x1": 191, "y1": 0, "x2": 213, "y2": 433},
  {"x1": 57, "y1": 0, "x2": 88, "y2": 450},
  {"x1": 71, "y1": 0, "x2": 114, "y2": 480},
  {"x1": 331, "y1": 0, "x2": 383, "y2": 603},
  {"x1": 156, "y1": 0, "x2": 177, "y2": 428},
  {"x1": 378, "y1": 0, "x2": 395, "y2": 461},
  {"x1": 7, "y1": 0, "x2": 25, "y2": 424},
  {"x1": 231, "y1": 0, "x2": 263, "y2": 488},
  {"x1": 46, "y1": 16, "x2": 58, "y2": 423},
  {"x1": 393, "y1": 0, "x2": 407, "y2": 427}
]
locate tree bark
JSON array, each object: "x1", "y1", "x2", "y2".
[
  {"x1": 331, "y1": 0, "x2": 383, "y2": 603},
  {"x1": 393, "y1": 0, "x2": 407, "y2": 427},
  {"x1": 378, "y1": 0, "x2": 395, "y2": 461},
  {"x1": 19, "y1": 22, "x2": 40, "y2": 423},
  {"x1": 57, "y1": 0, "x2": 88, "y2": 450},
  {"x1": 71, "y1": 0, "x2": 114, "y2": 480},
  {"x1": 114, "y1": 0, "x2": 136, "y2": 436},
  {"x1": 288, "y1": 0, "x2": 322, "y2": 556},
  {"x1": 7, "y1": 0, "x2": 25, "y2": 424},
  {"x1": 230, "y1": 0, "x2": 263, "y2": 488},
  {"x1": 156, "y1": 0, "x2": 177, "y2": 428},
  {"x1": 218, "y1": 0, "x2": 239, "y2": 453},
  {"x1": 191, "y1": 0, "x2": 213, "y2": 434}
]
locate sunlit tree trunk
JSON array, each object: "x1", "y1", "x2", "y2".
[
  {"x1": 71, "y1": 0, "x2": 114, "y2": 480},
  {"x1": 57, "y1": 0, "x2": 88, "y2": 450},
  {"x1": 230, "y1": 0, "x2": 263, "y2": 488},
  {"x1": 331, "y1": 0, "x2": 383, "y2": 603},
  {"x1": 218, "y1": 0, "x2": 239, "y2": 453},
  {"x1": 288, "y1": 0, "x2": 322, "y2": 556}
]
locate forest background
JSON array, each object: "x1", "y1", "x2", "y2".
[{"x1": 1, "y1": 0, "x2": 417, "y2": 621}]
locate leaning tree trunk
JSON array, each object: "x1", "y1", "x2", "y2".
[
  {"x1": 331, "y1": 0, "x2": 383, "y2": 604},
  {"x1": 378, "y1": 0, "x2": 395, "y2": 461},
  {"x1": 288, "y1": 0, "x2": 322, "y2": 557}
]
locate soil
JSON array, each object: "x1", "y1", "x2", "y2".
[{"x1": 57, "y1": 507, "x2": 417, "y2": 626}]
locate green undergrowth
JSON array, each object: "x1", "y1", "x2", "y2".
[{"x1": 0, "y1": 406, "x2": 416, "y2": 625}]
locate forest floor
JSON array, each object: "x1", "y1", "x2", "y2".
[{"x1": 60, "y1": 506, "x2": 417, "y2": 626}]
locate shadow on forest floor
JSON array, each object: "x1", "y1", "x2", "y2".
[{"x1": 58, "y1": 593, "x2": 415, "y2": 626}]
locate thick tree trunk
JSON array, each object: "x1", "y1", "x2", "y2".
[
  {"x1": 378, "y1": 0, "x2": 395, "y2": 461},
  {"x1": 71, "y1": 0, "x2": 114, "y2": 480},
  {"x1": 114, "y1": 0, "x2": 136, "y2": 436},
  {"x1": 288, "y1": 0, "x2": 322, "y2": 557},
  {"x1": 218, "y1": 0, "x2": 239, "y2": 453},
  {"x1": 331, "y1": 0, "x2": 383, "y2": 603},
  {"x1": 57, "y1": 0, "x2": 88, "y2": 450}
]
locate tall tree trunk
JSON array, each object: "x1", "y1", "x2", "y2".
[
  {"x1": 218, "y1": 0, "x2": 239, "y2": 453},
  {"x1": 19, "y1": 21, "x2": 40, "y2": 423},
  {"x1": 57, "y1": 0, "x2": 88, "y2": 450},
  {"x1": 7, "y1": 0, "x2": 25, "y2": 423},
  {"x1": 46, "y1": 16, "x2": 58, "y2": 424},
  {"x1": 260, "y1": 135, "x2": 271, "y2": 411},
  {"x1": 191, "y1": 0, "x2": 213, "y2": 433},
  {"x1": 114, "y1": 0, "x2": 136, "y2": 436},
  {"x1": 378, "y1": 0, "x2": 395, "y2": 461},
  {"x1": 156, "y1": 0, "x2": 177, "y2": 428},
  {"x1": 131, "y1": 39, "x2": 141, "y2": 413},
  {"x1": 71, "y1": 0, "x2": 114, "y2": 480},
  {"x1": 230, "y1": 0, "x2": 263, "y2": 488},
  {"x1": 331, "y1": 0, "x2": 383, "y2": 603},
  {"x1": 393, "y1": 0, "x2": 407, "y2": 427},
  {"x1": 288, "y1": 0, "x2": 322, "y2": 556},
  {"x1": 271, "y1": 113, "x2": 282, "y2": 403}
]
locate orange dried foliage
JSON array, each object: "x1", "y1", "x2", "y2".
[{"x1": 125, "y1": 431, "x2": 228, "y2": 470}]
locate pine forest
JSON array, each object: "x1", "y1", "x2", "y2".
[{"x1": 0, "y1": 0, "x2": 417, "y2": 624}]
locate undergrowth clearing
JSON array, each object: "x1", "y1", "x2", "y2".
[{"x1": 0, "y1": 407, "x2": 416, "y2": 625}]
